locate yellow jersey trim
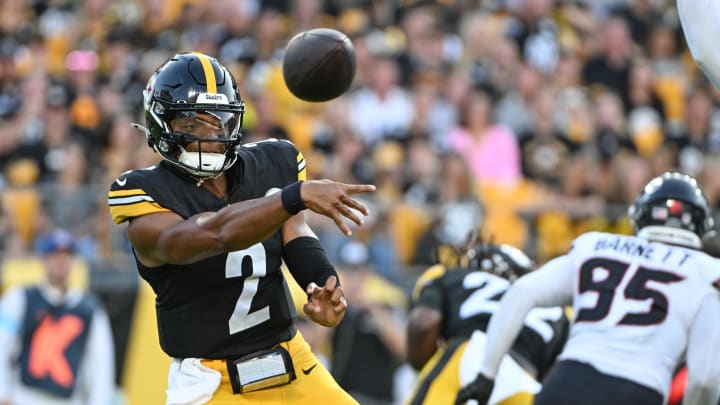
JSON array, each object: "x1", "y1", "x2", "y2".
[
  {"x1": 297, "y1": 151, "x2": 307, "y2": 181},
  {"x1": 108, "y1": 188, "x2": 146, "y2": 198},
  {"x1": 412, "y1": 264, "x2": 447, "y2": 301},
  {"x1": 110, "y1": 202, "x2": 172, "y2": 224}
]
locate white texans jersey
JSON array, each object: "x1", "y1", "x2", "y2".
[{"x1": 557, "y1": 231, "x2": 720, "y2": 397}]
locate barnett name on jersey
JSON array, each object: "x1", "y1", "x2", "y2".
[
  {"x1": 413, "y1": 265, "x2": 569, "y2": 377},
  {"x1": 557, "y1": 231, "x2": 720, "y2": 398},
  {"x1": 107, "y1": 139, "x2": 306, "y2": 359}
]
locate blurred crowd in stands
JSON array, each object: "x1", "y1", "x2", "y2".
[
  {"x1": 3, "y1": 0, "x2": 720, "y2": 273},
  {"x1": 2, "y1": 0, "x2": 719, "y2": 402}
]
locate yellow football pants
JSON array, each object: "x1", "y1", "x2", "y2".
[
  {"x1": 200, "y1": 332, "x2": 358, "y2": 404},
  {"x1": 406, "y1": 339, "x2": 534, "y2": 405}
]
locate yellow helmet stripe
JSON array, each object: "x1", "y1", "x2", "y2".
[
  {"x1": 412, "y1": 264, "x2": 447, "y2": 301},
  {"x1": 194, "y1": 52, "x2": 217, "y2": 94}
]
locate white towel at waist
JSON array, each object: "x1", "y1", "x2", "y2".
[{"x1": 166, "y1": 358, "x2": 222, "y2": 405}]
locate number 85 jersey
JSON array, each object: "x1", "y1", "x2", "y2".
[
  {"x1": 557, "y1": 231, "x2": 720, "y2": 396},
  {"x1": 107, "y1": 139, "x2": 307, "y2": 360}
]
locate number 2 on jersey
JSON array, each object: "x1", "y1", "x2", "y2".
[
  {"x1": 226, "y1": 244, "x2": 270, "y2": 334},
  {"x1": 576, "y1": 258, "x2": 684, "y2": 325},
  {"x1": 460, "y1": 272, "x2": 562, "y2": 342}
]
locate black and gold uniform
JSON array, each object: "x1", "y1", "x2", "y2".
[
  {"x1": 109, "y1": 139, "x2": 305, "y2": 359},
  {"x1": 109, "y1": 51, "x2": 360, "y2": 404},
  {"x1": 407, "y1": 245, "x2": 569, "y2": 405}
]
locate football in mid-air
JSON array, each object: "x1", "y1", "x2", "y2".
[{"x1": 282, "y1": 28, "x2": 356, "y2": 102}]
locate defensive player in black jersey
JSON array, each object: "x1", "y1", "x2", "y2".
[
  {"x1": 406, "y1": 242, "x2": 569, "y2": 405},
  {"x1": 107, "y1": 52, "x2": 374, "y2": 404}
]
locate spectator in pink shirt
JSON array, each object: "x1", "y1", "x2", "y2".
[{"x1": 446, "y1": 89, "x2": 522, "y2": 187}]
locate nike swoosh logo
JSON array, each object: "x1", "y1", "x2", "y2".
[
  {"x1": 116, "y1": 177, "x2": 127, "y2": 186},
  {"x1": 302, "y1": 364, "x2": 318, "y2": 375}
]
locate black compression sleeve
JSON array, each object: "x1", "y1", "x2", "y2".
[{"x1": 282, "y1": 236, "x2": 340, "y2": 289}]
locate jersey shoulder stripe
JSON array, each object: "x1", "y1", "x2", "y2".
[
  {"x1": 297, "y1": 150, "x2": 306, "y2": 181},
  {"x1": 412, "y1": 264, "x2": 447, "y2": 301},
  {"x1": 107, "y1": 166, "x2": 173, "y2": 224},
  {"x1": 108, "y1": 190, "x2": 170, "y2": 224}
]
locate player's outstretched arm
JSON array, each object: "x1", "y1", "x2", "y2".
[
  {"x1": 407, "y1": 306, "x2": 442, "y2": 370},
  {"x1": 128, "y1": 180, "x2": 375, "y2": 267},
  {"x1": 457, "y1": 255, "x2": 574, "y2": 404},
  {"x1": 479, "y1": 255, "x2": 574, "y2": 379},
  {"x1": 678, "y1": 0, "x2": 720, "y2": 89}
]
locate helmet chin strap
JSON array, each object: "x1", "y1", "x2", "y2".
[{"x1": 636, "y1": 226, "x2": 702, "y2": 249}]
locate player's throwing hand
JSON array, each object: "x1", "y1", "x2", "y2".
[{"x1": 303, "y1": 275, "x2": 347, "y2": 327}]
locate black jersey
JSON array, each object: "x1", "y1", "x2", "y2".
[
  {"x1": 413, "y1": 264, "x2": 569, "y2": 377},
  {"x1": 108, "y1": 139, "x2": 307, "y2": 359}
]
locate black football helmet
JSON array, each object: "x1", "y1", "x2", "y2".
[
  {"x1": 629, "y1": 172, "x2": 715, "y2": 248},
  {"x1": 139, "y1": 52, "x2": 245, "y2": 178},
  {"x1": 467, "y1": 242, "x2": 535, "y2": 282}
]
